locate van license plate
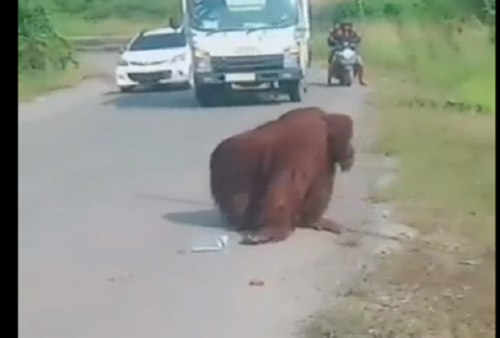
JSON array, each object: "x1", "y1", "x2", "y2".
[{"x1": 225, "y1": 73, "x2": 255, "y2": 82}]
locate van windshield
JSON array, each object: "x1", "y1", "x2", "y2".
[
  {"x1": 186, "y1": 0, "x2": 299, "y2": 32},
  {"x1": 129, "y1": 33, "x2": 187, "y2": 51}
]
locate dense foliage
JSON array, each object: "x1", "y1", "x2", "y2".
[
  {"x1": 18, "y1": 0, "x2": 76, "y2": 73},
  {"x1": 313, "y1": 0, "x2": 496, "y2": 27}
]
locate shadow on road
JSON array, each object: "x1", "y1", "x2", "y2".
[
  {"x1": 135, "y1": 193, "x2": 212, "y2": 207},
  {"x1": 309, "y1": 81, "x2": 345, "y2": 88},
  {"x1": 136, "y1": 193, "x2": 227, "y2": 229},
  {"x1": 101, "y1": 89, "x2": 284, "y2": 110},
  {"x1": 162, "y1": 208, "x2": 226, "y2": 229}
]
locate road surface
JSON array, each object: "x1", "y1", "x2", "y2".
[{"x1": 19, "y1": 54, "x2": 407, "y2": 338}]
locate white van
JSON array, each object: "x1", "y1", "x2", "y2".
[{"x1": 115, "y1": 27, "x2": 192, "y2": 92}]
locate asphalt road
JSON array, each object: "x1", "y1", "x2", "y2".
[{"x1": 18, "y1": 57, "x2": 407, "y2": 338}]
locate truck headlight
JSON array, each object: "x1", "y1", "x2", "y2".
[
  {"x1": 283, "y1": 44, "x2": 300, "y2": 68},
  {"x1": 194, "y1": 49, "x2": 212, "y2": 72}
]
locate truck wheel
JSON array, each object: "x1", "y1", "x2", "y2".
[
  {"x1": 195, "y1": 85, "x2": 219, "y2": 107},
  {"x1": 286, "y1": 80, "x2": 303, "y2": 103}
]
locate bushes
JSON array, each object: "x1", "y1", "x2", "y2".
[
  {"x1": 18, "y1": 0, "x2": 79, "y2": 100},
  {"x1": 18, "y1": 0, "x2": 75, "y2": 73},
  {"x1": 313, "y1": 0, "x2": 495, "y2": 25}
]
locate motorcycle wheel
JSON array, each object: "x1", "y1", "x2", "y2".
[
  {"x1": 341, "y1": 67, "x2": 353, "y2": 87},
  {"x1": 327, "y1": 63, "x2": 333, "y2": 86}
]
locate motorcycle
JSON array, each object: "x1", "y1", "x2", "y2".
[{"x1": 327, "y1": 41, "x2": 358, "y2": 86}]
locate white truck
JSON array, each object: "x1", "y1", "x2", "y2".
[{"x1": 181, "y1": 0, "x2": 312, "y2": 107}]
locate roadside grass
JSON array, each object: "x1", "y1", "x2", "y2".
[
  {"x1": 313, "y1": 20, "x2": 495, "y2": 111},
  {"x1": 54, "y1": 15, "x2": 163, "y2": 37},
  {"x1": 361, "y1": 21, "x2": 495, "y2": 112},
  {"x1": 307, "y1": 21, "x2": 495, "y2": 338},
  {"x1": 40, "y1": 0, "x2": 177, "y2": 36},
  {"x1": 18, "y1": 65, "x2": 95, "y2": 102}
]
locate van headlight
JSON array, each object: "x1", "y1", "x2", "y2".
[
  {"x1": 283, "y1": 44, "x2": 300, "y2": 68},
  {"x1": 194, "y1": 49, "x2": 212, "y2": 72},
  {"x1": 117, "y1": 58, "x2": 128, "y2": 66}
]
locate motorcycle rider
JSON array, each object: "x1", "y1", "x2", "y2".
[
  {"x1": 327, "y1": 22, "x2": 342, "y2": 64},
  {"x1": 328, "y1": 20, "x2": 366, "y2": 86}
]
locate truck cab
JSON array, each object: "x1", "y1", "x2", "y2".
[{"x1": 182, "y1": 0, "x2": 311, "y2": 106}]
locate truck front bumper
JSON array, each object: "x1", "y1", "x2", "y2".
[{"x1": 194, "y1": 68, "x2": 303, "y2": 86}]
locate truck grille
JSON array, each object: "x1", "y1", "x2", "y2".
[
  {"x1": 128, "y1": 71, "x2": 171, "y2": 83},
  {"x1": 211, "y1": 54, "x2": 284, "y2": 73}
]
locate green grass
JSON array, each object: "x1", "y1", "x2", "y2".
[
  {"x1": 375, "y1": 84, "x2": 496, "y2": 243},
  {"x1": 360, "y1": 21, "x2": 495, "y2": 112},
  {"x1": 18, "y1": 65, "x2": 90, "y2": 101},
  {"x1": 42, "y1": 0, "x2": 179, "y2": 36},
  {"x1": 312, "y1": 20, "x2": 495, "y2": 112},
  {"x1": 52, "y1": 14, "x2": 164, "y2": 37},
  {"x1": 354, "y1": 73, "x2": 496, "y2": 338},
  {"x1": 307, "y1": 12, "x2": 495, "y2": 338}
]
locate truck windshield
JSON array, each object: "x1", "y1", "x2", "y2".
[{"x1": 186, "y1": 0, "x2": 299, "y2": 32}]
